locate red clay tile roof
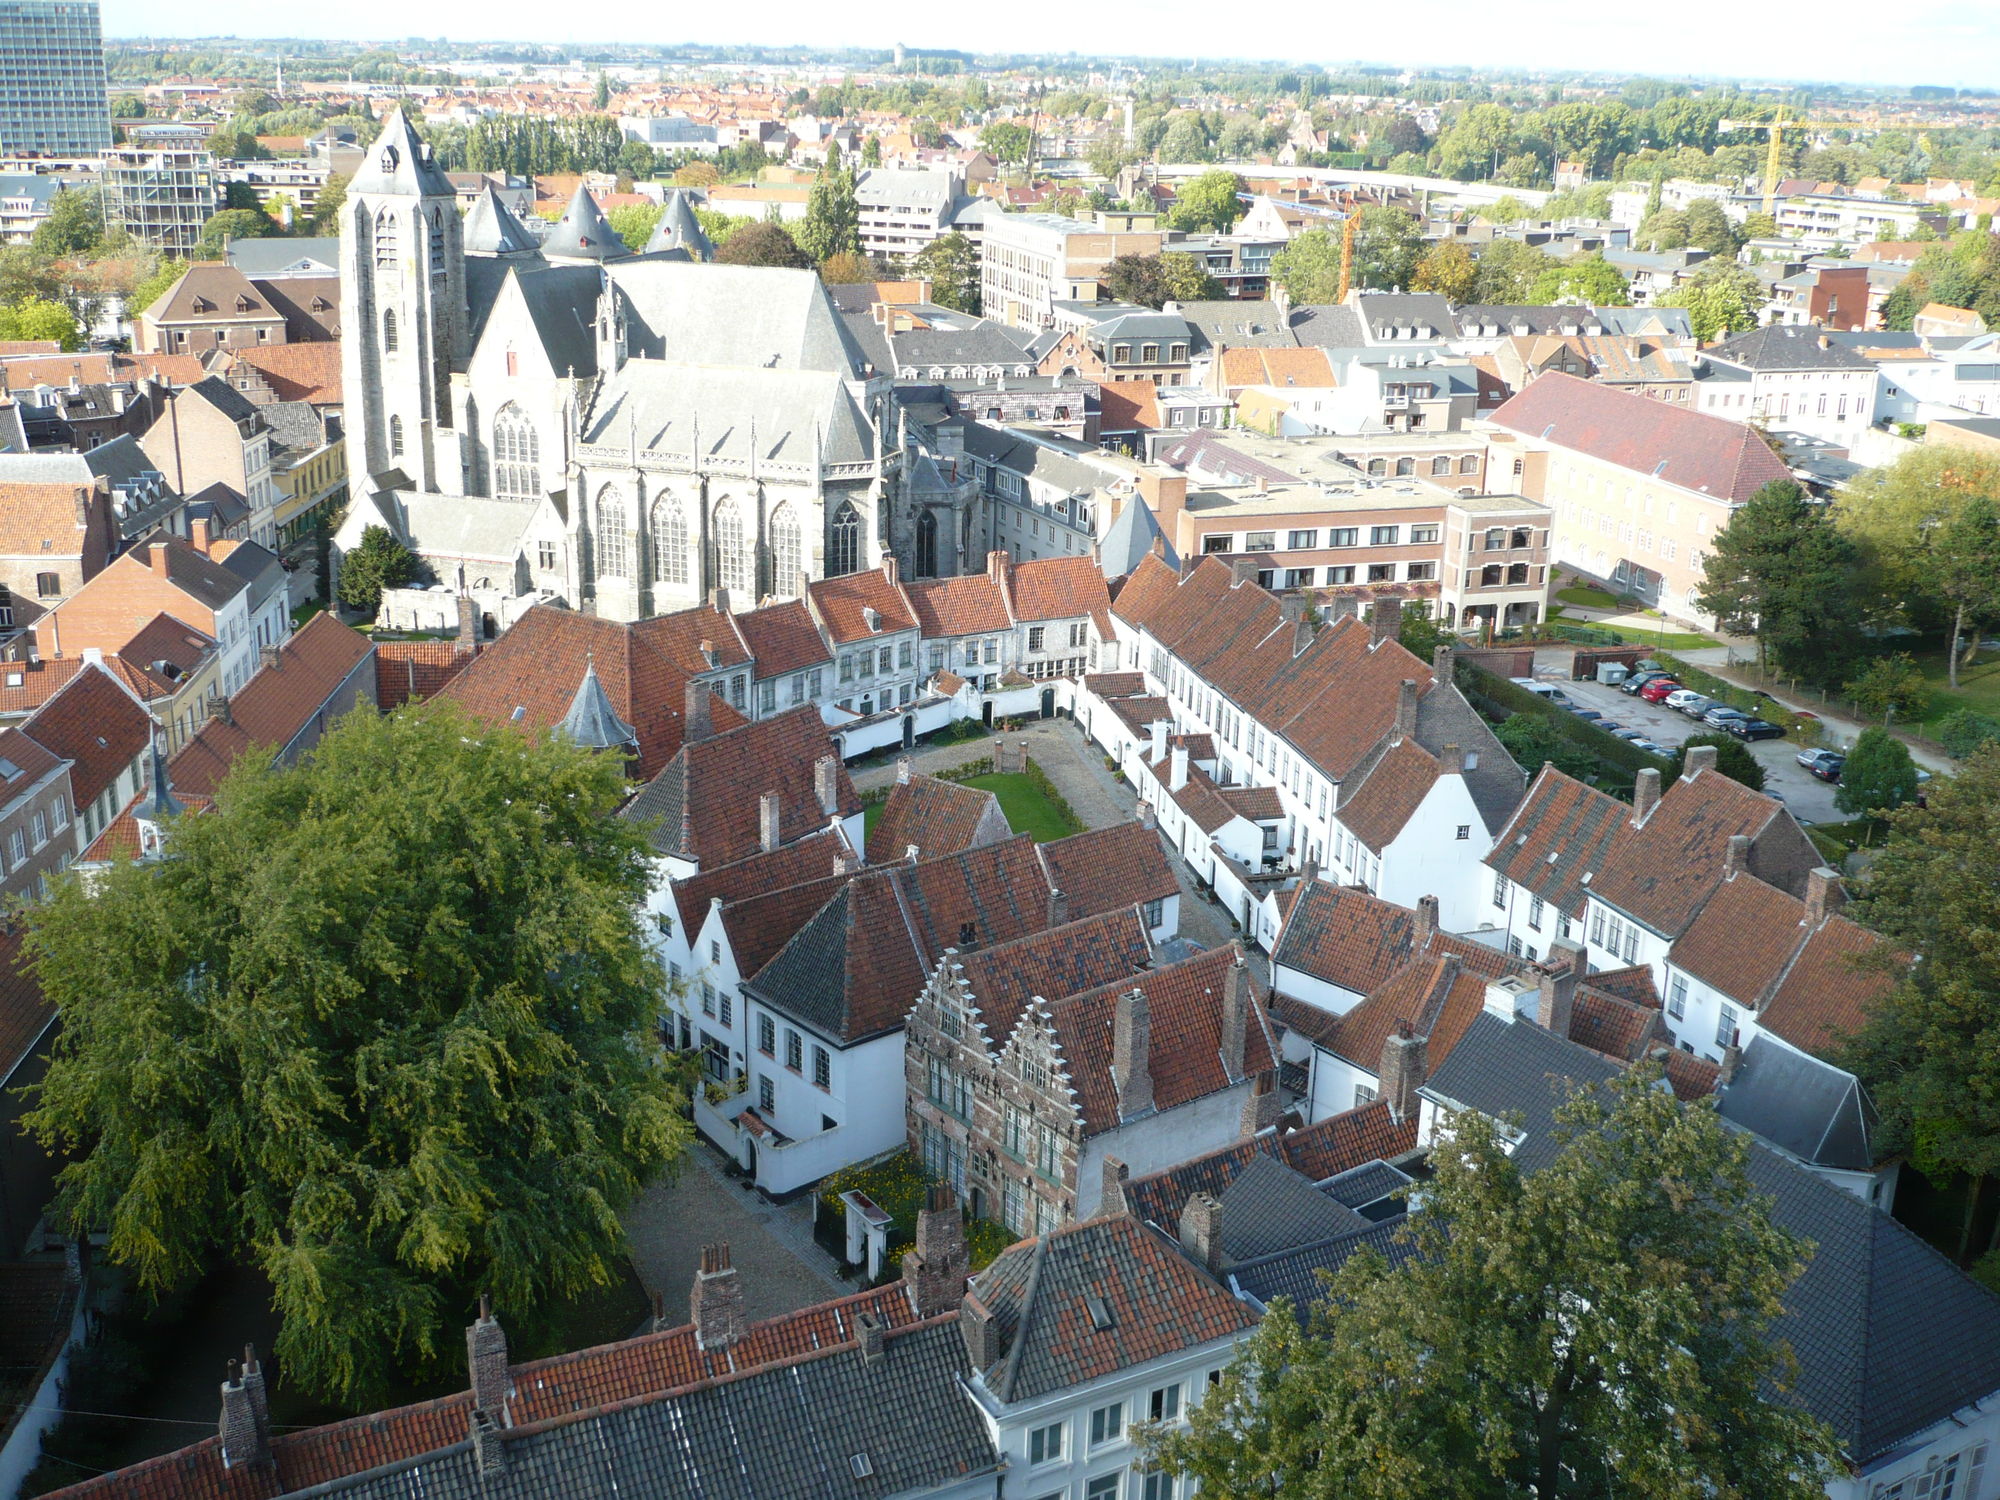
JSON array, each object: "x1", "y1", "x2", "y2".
[
  {"x1": 903, "y1": 574, "x2": 1010, "y2": 638},
  {"x1": 1272, "y1": 879, "x2": 1512, "y2": 999},
  {"x1": 0, "y1": 480, "x2": 103, "y2": 561},
  {"x1": 1008, "y1": 555, "x2": 1112, "y2": 634},
  {"x1": 1336, "y1": 736, "x2": 1441, "y2": 854},
  {"x1": 1659, "y1": 1048, "x2": 1721, "y2": 1101},
  {"x1": 1095, "y1": 379, "x2": 1161, "y2": 432},
  {"x1": 1217, "y1": 345, "x2": 1336, "y2": 390},
  {"x1": 1489, "y1": 371, "x2": 1792, "y2": 503},
  {"x1": 224, "y1": 341, "x2": 342, "y2": 405},
  {"x1": 1484, "y1": 764, "x2": 1628, "y2": 917},
  {"x1": 866, "y1": 773, "x2": 1004, "y2": 865},
  {"x1": 1221, "y1": 783, "x2": 1284, "y2": 820},
  {"x1": 1035, "y1": 822, "x2": 1178, "y2": 916},
  {"x1": 373, "y1": 638, "x2": 476, "y2": 710},
  {"x1": 1082, "y1": 672, "x2": 1145, "y2": 698},
  {"x1": 1316, "y1": 955, "x2": 1492, "y2": 1074},
  {"x1": 1757, "y1": 915, "x2": 1899, "y2": 1057},
  {"x1": 1047, "y1": 945, "x2": 1277, "y2": 1137},
  {"x1": 0, "y1": 725, "x2": 63, "y2": 798},
  {"x1": 670, "y1": 828, "x2": 854, "y2": 936},
  {"x1": 1671, "y1": 871, "x2": 1809, "y2": 1003},
  {"x1": 1569, "y1": 984, "x2": 1667, "y2": 1065},
  {"x1": 0, "y1": 657, "x2": 90, "y2": 715},
  {"x1": 21, "y1": 663, "x2": 151, "y2": 807},
  {"x1": 951, "y1": 908, "x2": 1154, "y2": 1043},
  {"x1": 1169, "y1": 761, "x2": 1246, "y2": 835},
  {"x1": 1109, "y1": 694, "x2": 1171, "y2": 733},
  {"x1": 0, "y1": 350, "x2": 206, "y2": 389},
  {"x1": 116, "y1": 611, "x2": 215, "y2": 691},
  {"x1": 808, "y1": 566, "x2": 917, "y2": 644},
  {"x1": 735, "y1": 599, "x2": 832, "y2": 679},
  {"x1": 0, "y1": 924, "x2": 53, "y2": 1082},
  {"x1": 1583, "y1": 963, "x2": 1659, "y2": 1007},
  {"x1": 719, "y1": 873, "x2": 854, "y2": 983}
]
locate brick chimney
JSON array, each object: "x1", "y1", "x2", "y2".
[
  {"x1": 1719, "y1": 1042, "x2": 1743, "y2": 1085},
  {"x1": 1178, "y1": 1191, "x2": 1224, "y2": 1273},
  {"x1": 456, "y1": 593, "x2": 477, "y2": 650},
  {"x1": 1240, "y1": 1072, "x2": 1281, "y2": 1136},
  {"x1": 1370, "y1": 597, "x2": 1404, "y2": 646},
  {"x1": 1415, "y1": 893, "x2": 1439, "y2": 948},
  {"x1": 815, "y1": 754, "x2": 840, "y2": 815},
  {"x1": 1101, "y1": 1155, "x2": 1129, "y2": 1215},
  {"x1": 466, "y1": 1297, "x2": 510, "y2": 1419},
  {"x1": 1683, "y1": 744, "x2": 1718, "y2": 779},
  {"x1": 684, "y1": 679, "x2": 713, "y2": 743},
  {"x1": 218, "y1": 1346, "x2": 271, "y2": 1470},
  {"x1": 1804, "y1": 866, "x2": 1843, "y2": 925},
  {"x1": 1112, "y1": 986, "x2": 1154, "y2": 1119},
  {"x1": 896, "y1": 755, "x2": 913, "y2": 785},
  {"x1": 150, "y1": 539, "x2": 173, "y2": 578},
  {"x1": 855, "y1": 1311, "x2": 886, "y2": 1365},
  {"x1": 1379, "y1": 1024, "x2": 1428, "y2": 1125},
  {"x1": 960, "y1": 1292, "x2": 1002, "y2": 1370},
  {"x1": 1724, "y1": 833, "x2": 1751, "y2": 878},
  {"x1": 188, "y1": 515, "x2": 212, "y2": 554},
  {"x1": 759, "y1": 791, "x2": 782, "y2": 853},
  {"x1": 1432, "y1": 642, "x2": 1455, "y2": 681},
  {"x1": 1537, "y1": 940, "x2": 1581, "y2": 1039},
  {"x1": 986, "y1": 548, "x2": 1010, "y2": 586},
  {"x1": 1220, "y1": 946, "x2": 1250, "y2": 1082},
  {"x1": 904, "y1": 1186, "x2": 970, "y2": 1317},
  {"x1": 1631, "y1": 767, "x2": 1661, "y2": 827},
  {"x1": 1047, "y1": 886, "x2": 1069, "y2": 927},
  {"x1": 1436, "y1": 741, "x2": 1464, "y2": 774},
  {"x1": 690, "y1": 1242, "x2": 745, "y2": 1350},
  {"x1": 1395, "y1": 678, "x2": 1418, "y2": 739}
]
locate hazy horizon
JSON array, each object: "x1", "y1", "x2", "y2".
[{"x1": 96, "y1": 0, "x2": 2000, "y2": 92}]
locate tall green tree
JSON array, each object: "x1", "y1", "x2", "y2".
[
  {"x1": 23, "y1": 706, "x2": 690, "y2": 1403},
  {"x1": 1665, "y1": 731, "x2": 1766, "y2": 790},
  {"x1": 980, "y1": 120, "x2": 1033, "y2": 170},
  {"x1": 30, "y1": 185, "x2": 105, "y2": 257},
  {"x1": 714, "y1": 219, "x2": 810, "y2": 269},
  {"x1": 1843, "y1": 653, "x2": 1930, "y2": 726},
  {"x1": 0, "y1": 296, "x2": 82, "y2": 351},
  {"x1": 1841, "y1": 447, "x2": 2000, "y2": 632},
  {"x1": 1410, "y1": 240, "x2": 1478, "y2": 301},
  {"x1": 1148, "y1": 1067, "x2": 1840, "y2": 1499},
  {"x1": 336, "y1": 524, "x2": 416, "y2": 616},
  {"x1": 308, "y1": 172, "x2": 348, "y2": 236},
  {"x1": 1269, "y1": 226, "x2": 1344, "y2": 303},
  {"x1": 1835, "y1": 726, "x2": 1921, "y2": 817},
  {"x1": 912, "y1": 230, "x2": 979, "y2": 313},
  {"x1": 1848, "y1": 743, "x2": 2000, "y2": 1263},
  {"x1": 1471, "y1": 239, "x2": 1550, "y2": 303},
  {"x1": 1352, "y1": 205, "x2": 1424, "y2": 290},
  {"x1": 796, "y1": 143, "x2": 860, "y2": 264},
  {"x1": 1168, "y1": 169, "x2": 1243, "y2": 232},
  {"x1": 1695, "y1": 480, "x2": 1864, "y2": 684},
  {"x1": 1527, "y1": 249, "x2": 1631, "y2": 306}
]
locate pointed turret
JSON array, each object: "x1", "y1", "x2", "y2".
[
  {"x1": 463, "y1": 184, "x2": 540, "y2": 256},
  {"x1": 348, "y1": 108, "x2": 456, "y2": 199},
  {"x1": 556, "y1": 658, "x2": 639, "y2": 752},
  {"x1": 643, "y1": 190, "x2": 715, "y2": 262},
  {"x1": 146, "y1": 734, "x2": 184, "y2": 821},
  {"x1": 543, "y1": 182, "x2": 631, "y2": 263}
]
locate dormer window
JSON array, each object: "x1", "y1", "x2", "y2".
[{"x1": 234, "y1": 295, "x2": 252, "y2": 313}]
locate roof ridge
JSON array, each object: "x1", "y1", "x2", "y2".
[{"x1": 994, "y1": 1231, "x2": 1051, "y2": 1403}]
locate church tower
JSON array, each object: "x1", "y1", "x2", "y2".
[{"x1": 340, "y1": 110, "x2": 466, "y2": 495}]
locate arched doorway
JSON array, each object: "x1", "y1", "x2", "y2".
[
  {"x1": 1039, "y1": 687, "x2": 1055, "y2": 719},
  {"x1": 901, "y1": 716, "x2": 915, "y2": 749},
  {"x1": 481, "y1": 612, "x2": 497, "y2": 638}
]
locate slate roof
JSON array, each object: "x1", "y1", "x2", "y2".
[
  {"x1": 1717, "y1": 1036, "x2": 1877, "y2": 1174},
  {"x1": 604, "y1": 261, "x2": 869, "y2": 379},
  {"x1": 1489, "y1": 371, "x2": 1793, "y2": 502},
  {"x1": 20, "y1": 663, "x2": 150, "y2": 808},
  {"x1": 969, "y1": 1214, "x2": 1257, "y2": 1404},
  {"x1": 555, "y1": 660, "x2": 638, "y2": 751},
  {"x1": 1421, "y1": 1011, "x2": 2000, "y2": 1465},
  {"x1": 1209, "y1": 1154, "x2": 1371, "y2": 1260},
  {"x1": 345, "y1": 109, "x2": 456, "y2": 198},
  {"x1": 866, "y1": 773, "x2": 1004, "y2": 865},
  {"x1": 1035, "y1": 822, "x2": 1179, "y2": 916},
  {"x1": 643, "y1": 190, "x2": 714, "y2": 261},
  {"x1": 541, "y1": 182, "x2": 633, "y2": 261},
  {"x1": 622, "y1": 705, "x2": 857, "y2": 867},
  {"x1": 582, "y1": 358, "x2": 873, "y2": 470},
  {"x1": 461, "y1": 183, "x2": 540, "y2": 255},
  {"x1": 1708, "y1": 323, "x2": 1878, "y2": 372}
]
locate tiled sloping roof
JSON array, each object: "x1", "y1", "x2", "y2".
[
  {"x1": 971, "y1": 1214, "x2": 1257, "y2": 1403},
  {"x1": 807, "y1": 566, "x2": 916, "y2": 643},
  {"x1": 0, "y1": 480, "x2": 97, "y2": 558},
  {"x1": 373, "y1": 638, "x2": 475, "y2": 710},
  {"x1": 0, "y1": 726, "x2": 62, "y2": 799},
  {"x1": 624, "y1": 705, "x2": 855, "y2": 866},
  {"x1": 1048, "y1": 946, "x2": 1277, "y2": 1136},
  {"x1": 895, "y1": 833, "x2": 1052, "y2": 957},
  {"x1": 1483, "y1": 764, "x2": 1628, "y2": 915},
  {"x1": 116, "y1": 611, "x2": 214, "y2": 689},
  {"x1": 1338, "y1": 737, "x2": 1441, "y2": 854},
  {"x1": 1318, "y1": 955, "x2": 1492, "y2": 1074},
  {"x1": 734, "y1": 599, "x2": 831, "y2": 679},
  {"x1": 1009, "y1": 555, "x2": 1113, "y2": 634},
  {"x1": 1218, "y1": 345, "x2": 1336, "y2": 389},
  {"x1": 1082, "y1": 671, "x2": 1145, "y2": 698},
  {"x1": 0, "y1": 657, "x2": 89, "y2": 715},
  {"x1": 0, "y1": 924, "x2": 53, "y2": 1082},
  {"x1": 866, "y1": 773, "x2": 1004, "y2": 865},
  {"x1": 952, "y1": 909, "x2": 1153, "y2": 1043},
  {"x1": 1169, "y1": 761, "x2": 1246, "y2": 835},
  {"x1": 671, "y1": 828, "x2": 852, "y2": 936},
  {"x1": 903, "y1": 573, "x2": 1010, "y2": 638},
  {"x1": 226, "y1": 340, "x2": 342, "y2": 405},
  {"x1": 1488, "y1": 371, "x2": 1791, "y2": 503},
  {"x1": 227, "y1": 613, "x2": 371, "y2": 748},
  {"x1": 21, "y1": 665, "x2": 150, "y2": 806},
  {"x1": 1568, "y1": 985, "x2": 1667, "y2": 1067},
  {"x1": 1212, "y1": 1155, "x2": 1369, "y2": 1261},
  {"x1": 0, "y1": 350, "x2": 205, "y2": 388},
  {"x1": 1670, "y1": 871, "x2": 1807, "y2": 1004},
  {"x1": 1095, "y1": 379, "x2": 1161, "y2": 432},
  {"x1": 1589, "y1": 767, "x2": 1800, "y2": 939},
  {"x1": 1271, "y1": 879, "x2": 1512, "y2": 998},
  {"x1": 1036, "y1": 822, "x2": 1178, "y2": 916},
  {"x1": 1220, "y1": 783, "x2": 1283, "y2": 820},
  {"x1": 719, "y1": 875, "x2": 854, "y2": 984},
  {"x1": 1757, "y1": 916, "x2": 1898, "y2": 1057},
  {"x1": 1109, "y1": 694, "x2": 1171, "y2": 732},
  {"x1": 1583, "y1": 963, "x2": 1659, "y2": 1007}
]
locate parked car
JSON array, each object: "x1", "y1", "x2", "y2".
[
  {"x1": 1664, "y1": 690, "x2": 1711, "y2": 715},
  {"x1": 1639, "y1": 679, "x2": 1682, "y2": 703},
  {"x1": 1796, "y1": 748, "x2": 1838, "y2": 771},
  {"x1": 1594, "y1": 720, "x2": 1623, "y2": 732},
  {"x1": 1729, "y1": 718, "x2": 1786, "y2": 741},
  {"x1": 1622, "y1": 670, "x2": 1673, "y2": 695},
  {"x1": 1572, "y1": 708, "x2": 1603, "y2": 722},
  {"x1": 1702, "y1": 705, "x2": 1749, "y2": 728},
  {"x1": 1803, "y1": 753, "x2": 1846, "y2": 783},
  {"x1": 1610, "y1": 728, "x2": 1649, "y2": 742},
  {"x1": 1629, "y1": 738, "x2": 1668, "y2": 755}
]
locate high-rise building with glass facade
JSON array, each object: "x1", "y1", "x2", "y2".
[{"x1": 0, "y1": 0, "x2": 110, "y2": 156}]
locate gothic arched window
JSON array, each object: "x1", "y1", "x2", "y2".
[
  {"x1": 915, "y1": 509, "x2": 938, "y2": 578},
  {"x1": 492, "y1": 404, "x2": 540, "y2": 501},
  {"x1": 373, "y1": 206, "x2": 399, "y2": 271},
  {"x1": 828, "y1": 499, "x2": 861, "y2": 578},
  {"x1": 769, "y1": 502, "x2": 802, "y2": 594},
  {"x1": 595, "y1": 486, "x2": 629, "y2": 578},
  {"x1": 713, "y1": 499, "x2": 754, "y2": 598},
  {"x1": 652, "y1": 496, "x2": 689, "y2": 586},
  {"x1": 382, "y1": 308, "x2": 398, "y2": 353},
  {"x1": 428, "y1": 206, "x2": 447, "y2": 282},
  {"x1": 388, "y1": 414, "x2": 404, "y2": 457}
]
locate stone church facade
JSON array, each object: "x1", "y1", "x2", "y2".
[{"x1": 337, "y1": 111, "x2": 980, "y2": 623}]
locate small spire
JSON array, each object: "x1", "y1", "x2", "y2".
[
  {"x1": 556, "y1": 658, "x2": 638, "y2": 752},
  {"x1": 147, "y1": 733, "x2": 183, "y2": 820}
]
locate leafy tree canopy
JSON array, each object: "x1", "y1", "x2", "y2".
[
  {"x1": 1844, "y1": 653, "x2": 1931, "y2": 726},
  {"x1": 1695, "y1": 480, "x2": 1864, "y2": 686},
  {"x1": 1168, "y1": 169, "x2": 1243, "y2": 232},
  {"x1": 336, "y1": 524, "x2": 415, "y2": 616},
  {"x1": 1528, "y1": 249, "x2": 1631, "y2": 306},
  {"x1": 1835, "y1": 725, "x2": 1921, "y2": 817},
  {"x1": 1665, "y1": 731, "x2": 1766, "y2": 791},
  {"x1": 0, "y1": 295, "x2": 81, "y2": 351},
  {"x1": 24, "y1": 705, "x2": 690, "y2": 1404},
  {"x1": 713, "y1": 219, "x2": 810, "y2": 269}
]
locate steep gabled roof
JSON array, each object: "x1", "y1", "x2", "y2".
[
  {"x1": 734, "y1": 598, "x2": 831, "y2": 679},
  {"x1": 1035, "y1": 822, "x2": 1178, "y2": 916},
  {"x1": 1271, "y1": 879, "x2": 1511, "y2": 998},
  {"x1": 950, "y1": 908, "x2": 1153, "y2": 1044},
  {"x1": 866, "y1": 772, "x2": 1005, "y2": 865},
  {"x1": 1483, "y1": 763, "x2": 1628, "y2": 915},
  {"x1": 20, "y1": 663, "x2": 150, "y2": 808},
  {"x1": 1757, "y1": 915, "x2": 1898, "y2": 1057}
]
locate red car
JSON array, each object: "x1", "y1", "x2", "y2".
[{"x1": 1639, "y1": 678, "x2": 1682, "y2": 703}]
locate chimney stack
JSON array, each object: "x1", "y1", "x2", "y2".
[
  {"x1": 1240, "y1": 1072, "x2": 1281, "y2": 1136},
  {"x1": 466, "y1": 1297, "x2": 510, "y2": 1419},
  {"x1": 1378, "y1": 1024, "x2": 1428, "y2": 1125},
  {"x1": 218, "y1": 1346, "x2": 272, "y2": 1471},
  {"x1": 1719, "y1": 1041, "x2": 1743, "y2": 1085},
  {"x1": 758, "y1": 791, "x2": 782, "y2": 852},
  {"x1": 1112, "y1": 986, "x2": 1154, "y2": 1119},
  {"x1": 1047, "y1": 885, "x2": 1069, "y2": 928},
  {"x1": 904, "y1": 1186, "x2": 970, "y2": 1316},
  {"x1": 1432, "y1": 642, "x2": 1455, "y2": 681},
  {"x1": 457, "y1": 592, "x2": 477, "y2": 650},
  {"x1": 1415, "y1": 893, "x2": 1440, "y2": 948},
  {"x1": 815, "y1": 754, "x2": 840, "y2": 816},
  {"x1": 855, "y1": 1311, "x2": 885, "y2": 1365},
  {"x1": 1683, "y1": 744, "x2": 1718, "y2": 779},
  {"x1": 1395, "y1": 678, "x2": 1418, "y2": 740},
  {"x1": 1370, "y1": 597, "x2": 1404, "y2": 647},
  {"x1": 960, "y1": 1292, "x2": 1002, "y2": 1370},
  {"x1": 189, "y1": 515, "x2": 212, "y2": 555},
  {"x1": 684, "y1": 679, "x2": 714, "y2": 743},
  {"x1": 1169, "y1": 744, "x2": 1189, "y2": 791},
  {"x1": 1804, "y1": 866, "x2": 1843, "y2": 926},
  {"x1": 1724, "y1": 833, "x2": 1751, "y2": 878},
  {"x1": 1230, "y1": 556, "x2": 1259, "y2": 586},
  {"x1": 896, "y1": 755, "x2": 913, "y2": 785},
  {"x1": 690, "y1": 1242, "x2": 745, "y2": 1350},
  {"x1": 1178, "y1": 1191, "x2": 1224, "y2": 1273},
  {"x1": 1536, "y1": 940, "x2": 1581, "y2": 1039},
  {"x1": 150, "y1": 539, "x2": 172, "y2": 578},
  {"x1": 1148, "y1": 718, "x2": 1167, "y2": 763},
  {"x1": 1436, "y1": 741, "x2": 1464, "y2": 774},
  {"x1": 1220, "y1": 946, "x2": 1250, "y2": 1082},
  {"x1": 1101, "y1": 1155, "x2": 1129, "y2": 1216},
  {"x1": 1631, "y1": 767, "x2": 1661, "y2": 826},
  {"x1": 986, "y1": 548, "x2": 1010, "y2": 586}
]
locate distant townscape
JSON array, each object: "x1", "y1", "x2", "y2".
[{"x1": 2, "y1": 14, "x2": 2000, "y2": 1500}]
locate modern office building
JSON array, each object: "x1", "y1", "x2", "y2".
[
  {"x1": 103, "y1": 145, "x2": 216, "y2": 252},
  {"x1": 0, "y1": 0, "x2": 110, "y2": 156}
]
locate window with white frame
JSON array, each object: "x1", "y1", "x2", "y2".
[
  {"x1": 1716, "y1": 1004, "x2": 1739, "y2": 1051},
  {"x1": 1492, "y1": 871, "x2": 1508, "y2": 909},
  {"x1": 1085, "y1": 1477, "x2": 1121, "y2": 1500},
  {"x1": 1028, "y1": 1422, "x2": 1063, "y2": 1465},
  {"x1": 1149, "y1": 1384, "x2": 1181, "y2": 1422},
  {"x1": 1667, "y1": 974, "x2": 1687, "y2": 1020},
  {"x1": 1871, "y1": 1443, "x2": 1987, "y2": 1499},
  {"x1": 1089, "y1": 1402, "x2": 1124, "y2": 1448}
]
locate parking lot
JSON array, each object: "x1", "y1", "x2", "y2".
[{"x1": 1526, "y1": 663, "x2": 1848, "y2": 825}]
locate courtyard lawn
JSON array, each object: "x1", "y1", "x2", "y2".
[
  {"x1": 959, "y1": 772, "x2": 1078, "y2": 842},
  {"x1": 1910, "y1": 647, "x2": 2000, "y2": 730},
  {"x1": 1557, "y1": 584, "x2": 1624, "y2": 610}
]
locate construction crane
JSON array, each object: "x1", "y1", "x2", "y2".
[
  {"x1": 1720, "y1": 110, "x2": 1926, "y2": 216},
  {"x1": 1234, "y1": 191, "x2": 1362, "y2": 301}
]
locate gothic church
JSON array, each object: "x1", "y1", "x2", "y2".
[{"x1": 337, "y1": 111, "x2": 976, "y2": 623}]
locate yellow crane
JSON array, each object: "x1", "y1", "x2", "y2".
[{"x1": 1722, "y1": 111, "x2": 1937, "y2": 216}]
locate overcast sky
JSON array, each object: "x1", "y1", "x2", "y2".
[{"x1": 102, "y1": 0, "x2": 2000, "y2": 91}]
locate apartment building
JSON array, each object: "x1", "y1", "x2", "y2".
[
  {"x1": 0, "y1": 0, "x2": 108, "y2": 156},
  {"x1": 1486, "y1": 372, "x2": 1794, "y2": 625},
  {"x1": 139, "y1": 377, "x2": 280, "y2": 549},
  {"x1": 1693, "y1": 324, "x2": 1882, "y2": 446},
  {"x1": 103, "y1": 146, "x2": 217, "y2": 254},
  {"x1": 854, "y1": 167, "x2": 965, "y2": 260},
  {"x1": 981, "y1": 212, "x2": 1168, "y2": 330}
]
